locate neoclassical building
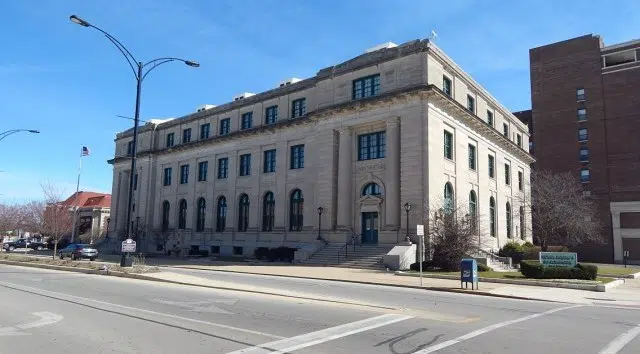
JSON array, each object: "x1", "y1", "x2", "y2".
[{"x1": 109, "y1": 39, "x2": 534, "y2": 256}]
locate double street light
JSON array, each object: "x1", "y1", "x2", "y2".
[
  {"x1": 0, "y1": 129, "x2": 39, "y2": 143},
  {"x1": 70, "y1": 14, "x2": 199, "y2": 241}
]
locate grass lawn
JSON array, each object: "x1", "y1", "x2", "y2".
[
  {"x1": 585, "y1": 264, "x2": 639, "y2": 276},
  {"x1": 401, "y1": 270, "x2": 616, "y2": 284}
]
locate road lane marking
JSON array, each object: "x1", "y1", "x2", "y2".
[
  {"x1": 413, "y1": 305, "x2": 583, "y2": 353},
  {"x1": 227, "y1": 313, "x2": 413, "y2": 354},
  {"x1": 598, "y1": 323, "x2": 640, "y2": 354},
  {"x1": 0, "y1": 280, "x2": 283, "y2": 340},
  {"x1": 151, "y1": 298, "x2": 237, "y2": 314},
  {"x1": 0, "y1": 312, "x2": 63, "y2": 336}
]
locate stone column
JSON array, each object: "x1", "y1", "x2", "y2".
[
  {"x1": 337, "y1": 127, "x2": 353, "y2": 230},
  {"x1": 612, "y1": 211, "x2": 623, "y2": 262},
  {"x1": 385, "y1": 118, "x2": 401, "y2": 229}
]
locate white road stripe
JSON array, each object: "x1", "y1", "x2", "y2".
[
  {"x1": 598, "y1": 323, "x2": 640, "y2": 354},
  {"x1": 0, "y1": 280, "x2": 283, "y2": 339},
  {"x1": 227, "y1": 313, "x2": 413, "y2": 354},
  {"x1": 413, "y1": 305, "x2": 583, "y2": 354}
]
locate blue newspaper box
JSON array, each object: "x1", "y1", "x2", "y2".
[{"x1": 460, "y1": 258, "x2": 478, "y2": 290}]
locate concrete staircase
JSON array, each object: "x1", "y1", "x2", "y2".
[{"x1": 304, "y1": 244, "x2": 393, "y2": 270}]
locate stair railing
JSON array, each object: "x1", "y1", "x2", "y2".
[{"x1": 337, "y1": 233, "x2": 359, "y2": 264}]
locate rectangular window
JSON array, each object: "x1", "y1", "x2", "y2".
[
  {"x1": 505, "y1": 163, "x2": 511, "y2": 185},
  {"x1": 516, "y1": 134, "x2": 522, "y2": 147},
  {"x1": 217, "y1": 158, "x2": 228, "y2": 179},
  {"x1": 488, "y1": 155, "x2": 495, "y2": 178},
  {"x1": 220, "y1": 118, "x2": 231, "y2": 135},
  {"x1": 443, "y1": 76, "x2": 452, "y2": 97},
  {"x1": 180, "y1": 164, "x2": 189, "y2": 184},
  {"x1": 580, "y1": 169, "x2": 590, "y2": 183},
  {"x1": 358, "y1": 132, "x2": 386, "y2": 161},
  {"x1": 578, "y1": 128, "x2": 588, "y2": 141},
  {"x1": 487, "y1": 110, "x2": 494, "y2": 126},
  {"x1": 577, "y1": 88, "x2": 585, "y2": 101},
  {"x1": 263, "y1": 149, "x2": 276, "y2": 173},
  {"x1": 265, "y1": 105, "x2": 278, "y2": 124},
  {"x1": 353, "y1": 74, "x2": 381, "y2": 100},
  {"x1": 166, "y1": 133, "x2": 174, "y2": 148},
  {"x1": 198, "y1": 161, "x2": 208, "y2": 181},
  {"x1": 200, "y1": 123, "x2": 210, "y2": 139},
  {"x1": 518, "y1": 171, "x2": 523, "y2": 191},
  {"x1": 580, "y1": 147, "x2": 589, "y2": 162},
  {"x1": 577, "y1": 108, "x2": 587, "y2": 122},
  {"x1": 444, "y1": 130, "x2": 453, "y2": 160},
  {"x1": 239, "y1": 154, "x2": 251, "y2": 176},
  {"x1": 241, "y1": 112, "x2": 253, "y2": 130},
  {"x1": 292, "y1": 98, "x2": 306, "y2": 118},
  {"x1": 126, "y1": 141, "x2": 134, "y2": 156},
  {"x1": 163, "y1": 168, "x2": 172, "y2": 186},
  {"x1": 503, "y1": 123, "x2": 509, "y2": 137},
  {"x1": 290, "y1": 145, "x2": 305, "y2": 169},
  {"x1": 182, "y1": 128, "x2": 192, "y2": 144},
  {"x1": 133, "y1": 173, "x2": 138, "y2": 190},
  {"x1": 467, "y1": 95, "x2": 475, "y2": 113},
  {"x1": 468, "y1": 144, "x2": 476, "y2": 170}
]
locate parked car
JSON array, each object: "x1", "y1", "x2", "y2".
[
  {"x1": 28, "y1": 240, "x2": 48, "y2": 251},
  {"x1": 58, "y1": 244, "x2": 98, "y2": 261},
  {"x1": 3, "y1": 239, "x2": 28, "y2": 251}
]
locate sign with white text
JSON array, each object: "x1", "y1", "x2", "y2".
[
  {"x1": 121, "y1": 239, "x2": 136, "y2": 253},
  {"x1": 539, "y1": 252, "x2": 577, "y2": 268},
  {"x1": 417, "y1": 225, "x2": 424, "y2": 236}
]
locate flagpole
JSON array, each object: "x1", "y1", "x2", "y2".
[{"x1": 70, "y1": 147, "x2": 83, "y2": 243}]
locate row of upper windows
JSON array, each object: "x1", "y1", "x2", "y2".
[
  {"x1": 444, "y1": 130, "x2": 524, "y2": 190},
  {"x1": 161, "y1": 145, "x2": 305, "y2": 186},
  {"x1": 442, "y1": 75, "x2": 524, "y2": 149}
]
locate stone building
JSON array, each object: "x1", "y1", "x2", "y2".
[{"x1": 109, "y1": 39, "x2": 533, "y2": 256}]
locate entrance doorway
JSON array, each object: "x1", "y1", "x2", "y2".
[{"x1": 361, "y1": 212, "x2": 379, "y2": 244}]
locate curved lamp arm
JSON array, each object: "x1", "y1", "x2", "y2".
[
  {"x1": 141, "y1": 57, "x2": 200, "y2": 82},
  {"x1": 0, "y1": 129, "x2": 40, "y2": 142}
]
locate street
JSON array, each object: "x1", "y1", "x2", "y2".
[{"x1": 0, "y1": 264, "x2": 638, "y2": 354}]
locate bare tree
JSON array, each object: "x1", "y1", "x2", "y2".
[
  {"x1": 518, "y1": 170, "x2": 603, "y2": 251},
  {"x1": 0, "y1": 202, "x2": 28, "y2": 237},
  {"x1": 22, "y1": 200, "x2": 46, "y2": 234},
  {"x1": 424, "y1": 200, "x2": 489, "y2": 271},
  {"x1": 40, "y1": 182, "x2": 73, "y2": 259}
]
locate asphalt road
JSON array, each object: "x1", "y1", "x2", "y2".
[{"x1": 0, "y1": 265, "x2": 638, "y2": 354}]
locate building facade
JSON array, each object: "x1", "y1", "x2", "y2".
[
  {"x1": 528, "y1": 34, "x2": 640, "y2": 263},
  {"x1": 109, "y1": 39, "x2": 533, "y2": 256},
  {"x1": 63, "y1": 191, "x2": 111, "y2": 241}
]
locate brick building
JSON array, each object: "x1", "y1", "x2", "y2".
[
  {"x1": 525, "y1": 34, "x2": 640, "y2": 263},
  {"x1": 109, "y1": 39, "x2": 533, "y2": 257}
]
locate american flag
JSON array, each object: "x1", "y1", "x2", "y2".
[{"x1": 81, "y1": 146, "x2": 90, "y2": 156}]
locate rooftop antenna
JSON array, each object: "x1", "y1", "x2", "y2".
[{"x1": 428, "y1": 30, "x2": 438, "y2": 41}]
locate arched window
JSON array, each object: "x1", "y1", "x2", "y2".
[
  {"x1": 506, "y1": 202, "x2": 512, "y2": 238},
  {"x1": 216, "y1": 196, "x2": 227, "y2": 232},
  {"x1": 289, "y1": 189, "x2": 304, "y2": 231},
  {"x1": 237, "y1": 194, "x2": 250, "y2": 232},
  {"x1": 489, "y1": 197, "x2": 496, "y2": 237},
  {"x1": 519, "y1": 206, "x2": 525, "y2": 240},
  {"x1": 161, "y1": 201, "x2": 170, "y2": 231},
  {"x1": 196, "y1": 198, "x2": 206, "y2": 232},
  {"x1": 178, "y1": 199, "x2": 187, "y2": 229},
  {"x1": 444, "y1": 182, "x2": 454, "y2": 214},
  {"x1": 361, "y1": 183, "x2": 381, "y2": 196},
  {"x1": 469, "y1": 190, "x2": 477, "y2": 232},
  {"x1": 262, "y1": 192, "x2": 275, "y2": 232}
]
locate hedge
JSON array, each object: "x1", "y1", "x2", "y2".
[
  {"x1": 520, "y1": 260, "x2": 597, "y2": 280},
  {"x1": 409, "y1": 261, "x2": 492, "y2": 272}
]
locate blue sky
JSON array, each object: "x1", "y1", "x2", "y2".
[{"x1": 0, "y1": 0, "x2": 638, "y2": 202}]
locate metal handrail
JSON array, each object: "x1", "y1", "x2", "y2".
[{"x1": 337, "y1": 233, "x2": 358, "y2": 264}]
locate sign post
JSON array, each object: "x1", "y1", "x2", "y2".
[
  {"x1": 623, "y1": 250, "x2": 630, "y2": 268},
  {"x1": 120, "y1": 238, "x2": 136, "y2": 267},
  {"x1": 417, "y1": 224, "x2": 424, "y2": 287}
]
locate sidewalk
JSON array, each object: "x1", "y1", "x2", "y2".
[{"x1": 165, "y1": 264, "x2": 640, "y2": 307}]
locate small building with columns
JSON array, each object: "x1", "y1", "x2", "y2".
[{"x1": 109, "y1": 39, "x2": 534, "y2": 256}]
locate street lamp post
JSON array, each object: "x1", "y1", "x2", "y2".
[
  {"x1": 105, "y1": 217, "x2": 111, "y2": 241},
  {"x1": 403, "y1": 202, "x2": 411, "y2": 244},
  {"x1": 317, "y1": 207, "x2": 324, "y2": 240},
  {"x1": 0, "y1": 129, "x2": 39, "y2": 142},
  {"x1": 70, "y1": 14, "x2": 199, "y2": 243}
]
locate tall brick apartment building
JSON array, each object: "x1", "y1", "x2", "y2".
[{"x1": 522, "y1": 34, "x2": 640, "y2": 263}]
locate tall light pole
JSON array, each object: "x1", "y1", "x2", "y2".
[
  {"x1": 0, "y1": 129, "x2": 39, "y2": 142},
  {"x1": 317, "y1": 207, "x2": 324, "y2": 240},
  {"x1": 403, "y1": 202, "x2": 411, "y2": 244},
  {"x1": 70, "y1": 14, "x2": 199, "y2": 242}
]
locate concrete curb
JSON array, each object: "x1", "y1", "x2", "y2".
[
  {"x1": 599, "y1": 271, "x2": 640, "y2": 279},
  {"x1": 0, "y1": 260, "x2": 559, "y2": 304},
  {"x1": 393, "y1": 271, "x2": 622, "y2": 292},
  {"x1": 166, "y1": 266, "x2": 562, "y2": 303}
]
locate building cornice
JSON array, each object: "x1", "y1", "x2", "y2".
[{"x1": 109, "y1": 84, "x2": 535, "y2": 165}]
